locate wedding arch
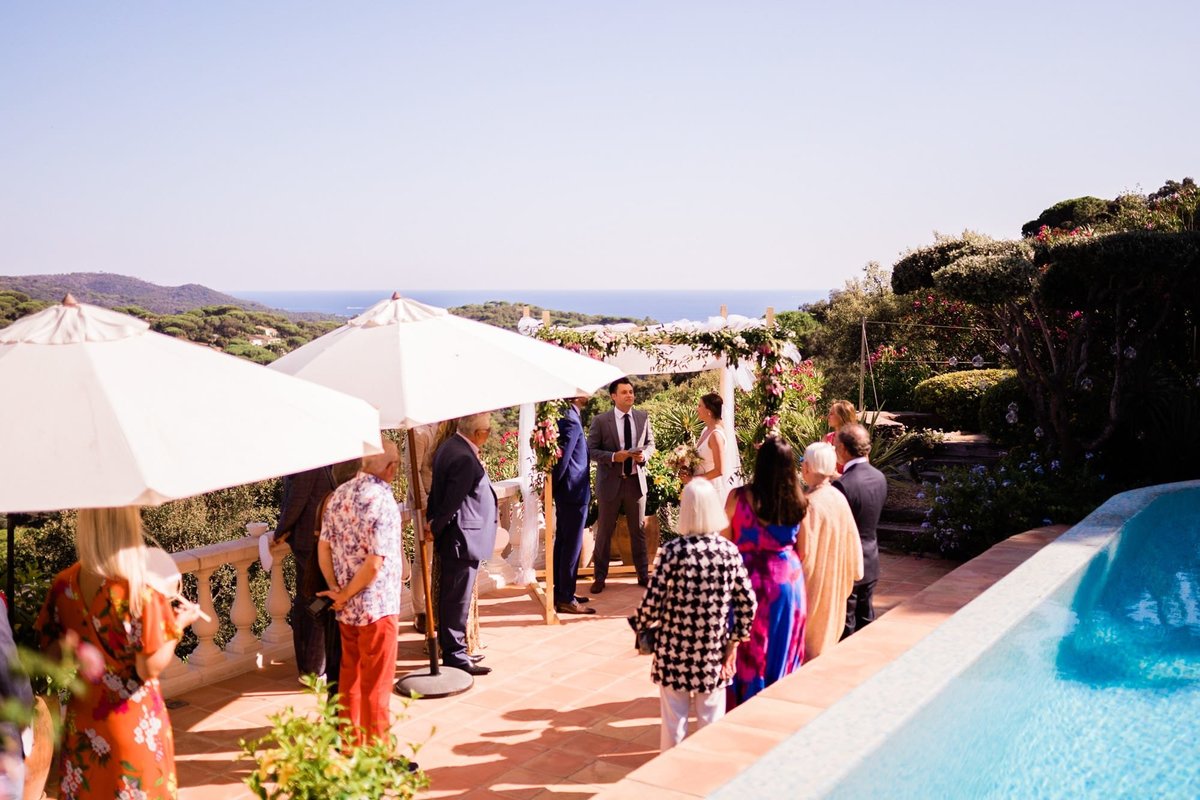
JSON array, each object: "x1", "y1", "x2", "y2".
[{"x1": 509, "y1": 307, "x2": 802, "y2": 622}]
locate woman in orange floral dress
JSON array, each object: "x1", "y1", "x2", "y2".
[{"x1": 37, "y1": 507, "x2": 200, "y2": 800}]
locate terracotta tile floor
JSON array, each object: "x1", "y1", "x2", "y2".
[{"x1": 42, "y1": 551, "x2": 961, "y2": 799}]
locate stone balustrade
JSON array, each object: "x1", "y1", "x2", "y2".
[{"x1": 159, "y1": 477, "x2": 525, "y2": 697}]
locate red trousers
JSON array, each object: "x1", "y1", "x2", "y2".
[{"x1": 338, "y1": 615, "x2": 399, "y2": 745}]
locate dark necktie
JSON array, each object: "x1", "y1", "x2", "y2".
[{"x1": 623, "y1": 413, "x2": 634, "y2": 476}]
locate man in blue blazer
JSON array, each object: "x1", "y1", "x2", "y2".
[
  {"x1": 552, "y1": 395, "x2": 595, "y2": 615},
  {"x1": 426, "y1": 412, "x2": 499, "y2": 676},
  {"x1": 833, "y1": 423, "x2": 888, "y2": 638}
]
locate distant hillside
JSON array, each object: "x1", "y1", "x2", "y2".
[
  {"x1": 449, "y1": 300, "x2": 654, "y2": 328},
  {"x1": 0, "y1": 272, "x2": 285, "y2": 316}
]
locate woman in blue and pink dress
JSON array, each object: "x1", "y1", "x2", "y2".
[{"x1": 723, "y1": 436, "x2": 808, "y2": 708}]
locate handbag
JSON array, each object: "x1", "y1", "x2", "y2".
[{"x1": 626, "y1": 615, "x2": 657, "y2": 655}]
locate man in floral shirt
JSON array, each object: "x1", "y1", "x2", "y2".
[{"x1": 318, "y1": 440, "x2": 404, "y2": 745}]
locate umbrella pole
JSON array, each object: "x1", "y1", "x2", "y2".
[
  {"x1": 5, "y1": 514, "x2": 15, "y2": 623},
  {"x1": 395, "y1": 428, "x2": 473, "y2": 699}
]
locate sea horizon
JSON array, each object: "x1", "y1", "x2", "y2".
[{"x1": 231, "y1": 289, "x2": 829, "y2": 321}]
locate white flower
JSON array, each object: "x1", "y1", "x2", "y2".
[
  {"x1": 1080, "y1": 377, "x2": 1093, "y2": 391},
  {"x1": 947, "y1": 356, "x2": 958, "y2": 367},
  {"x1": 117, "y1": 778, "x2": 148, "y2": 800},
  {"x1": 971, "y1": 355, "x2": 984, "y2": 368},
  {"x1": 84, "y1": 727, "x2": 111, "y2": 756},
  {"x1": 132, "y1": 706, "x2": 163, "y2": 757},
  {"x1": 1033, "y1": 426, "x2": 1044, "y2": 439},
  {"x1": 1005, "y1": 410, "x2": 1018, "y2": 425},
  {"x1": 998, "y1": 344, "x2": 1010, "y2": 354}
]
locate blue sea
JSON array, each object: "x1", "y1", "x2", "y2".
[{"x1": 231, "y1": 289, "x2": 828, "y2": 321}]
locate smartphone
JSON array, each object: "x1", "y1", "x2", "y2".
[{"x1": 308, "y1": 596, "x2": 333, "y2": 617}]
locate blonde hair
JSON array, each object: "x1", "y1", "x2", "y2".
[
  {"x1": 76, "y1": 506, "x2": 150, "y2": 616},
  {"x1": 676, "y1": 480, "x2": 729, "y2": 536},
  {"x1": 829, "y1": 400, "x2": 857, "y2": 429},
  {"x1": 803, "y1": 441, "x2": 838, "y2": 479}
]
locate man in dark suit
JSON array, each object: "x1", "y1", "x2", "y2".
[
  {"x1": 587, "y1": 377, "x2": 656, "y2": 594},
  {"x1": 274, "y1": 464, "x2": 337, "y2": 677},
  {"x1": 553, "y1": 395, "x2": 595, "y2": 615},
  {"x1": 426, "y1": 412, "x2": 499, "y2": 676},
  {"x1": 833, "y1": 423, "x2": 888, "y2": 638}
]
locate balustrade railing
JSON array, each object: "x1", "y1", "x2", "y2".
[{"x1": 159, "y1": 478, "x2": 525, "y2": 697}]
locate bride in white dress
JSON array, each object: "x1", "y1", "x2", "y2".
[{"x1": 685, "y1": 392, "x2": 738, "y2": 500}]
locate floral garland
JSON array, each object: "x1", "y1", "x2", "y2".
[
  {"x1": 529, "y1": 399, "x2": 566, "y2": 492},
  {"x1": 532, "y1": 322, "x2": 797, "y2": 445}
]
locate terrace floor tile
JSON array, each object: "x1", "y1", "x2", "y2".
[{"x1": 43, "y1": 536, "x2": 1060, "y2": 800}]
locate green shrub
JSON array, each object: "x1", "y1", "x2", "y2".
[
  {"x1": 913, "y1": 369, "x2": 1015, "y2": 432},
  {"x1": 241, "y1": 676, "x2": 427, "y2": 799},
  {"x1": 979, "y1": 373, "x2": 1034, "y2": 445}
]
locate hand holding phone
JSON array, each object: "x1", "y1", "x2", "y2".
[{"x1": 308, "y1": 596, "x2": 334, "y2": 617}]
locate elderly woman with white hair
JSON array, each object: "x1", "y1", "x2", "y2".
[
  {"x1": 798, "y1": 441, "x2": 864, "y2": 658},
  {"x1": 634, "y1": 479, "x2": 757, "y2": 750}
]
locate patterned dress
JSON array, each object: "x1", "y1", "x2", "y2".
[
  {"x1": 37, "y1": 564, "x2": 182, "y2": 800},
  {"x1": 728, "y1": 487, "x2": 807, "y2": 707},
  {"x1": 635, "y1": 534, "x2": 756, "y2": 693}
]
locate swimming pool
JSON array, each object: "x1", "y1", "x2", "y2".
[{"x1": 712, "y1": 480, "x2": 1200, "y2": 799}]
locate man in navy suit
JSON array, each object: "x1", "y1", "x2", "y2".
[
  {"x1": 833, "y1": 423, "x2": 889, "y2": 638},
  {"x1": 426, "y1": 412, "x2": 499, "y2": 676},
  {"x1": 274, "y1": 465, "x2": 337, "y2": 678},
  {"x1": 553, "y1": 395, "x2": 595, "y2": 615}
]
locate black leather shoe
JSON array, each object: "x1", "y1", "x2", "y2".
[
  {"x1": 556, "y1": 601, "x2": 596, "y2": 615},
  {"x1": 590, "y1": 580, "x2": 605, "y2": 594},
  {"x1": 637, "y1": 575, "x2": 649, "y2": 588},
  {"x1": 413, "y1": 613, "x2": 426, "y2": 634},
  {"x1": 573, "y1": 596, "x2": 590, "y2": 604},
  {"x1": 461, "y1": 663, "x2": 492, "y2": 676},
  {"x1": 468, "y1": 653, "x2": 486, "y2": 663}
]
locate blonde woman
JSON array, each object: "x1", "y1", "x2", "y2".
[
  {"x1": 824, "y1": 400, "x2": 858, "y2": 474},
  {"x1": 824, "y1": 400, "x2": 858, "y2": 444},
  {"x1": 798, "y1": 442, "x2": 863, "y2": 658},
  {"x1": 634, "y1": 480, "x2": 756, "y2": 750},
  {"x1": 37, "y1": 507, "x2": 200, "y2": 800}
]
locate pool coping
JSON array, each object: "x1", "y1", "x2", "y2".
[
  {"x1": 708, "y1": 479, "x2": 1200, "y2": 799},
  {"x1": 592, "y1": 529, "x2": 1068, "y2": 800}
]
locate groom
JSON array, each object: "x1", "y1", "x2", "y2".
[{"x1": 588, "y1": 377, "x2": 656, "y2": 593}]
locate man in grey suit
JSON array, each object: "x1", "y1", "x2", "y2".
[
  {"x1": 588, "y1": 377, "x2": 656, "y2": 593},
  {"x1": 426, "y1": 412, "x2": 499, "y2": 676}
]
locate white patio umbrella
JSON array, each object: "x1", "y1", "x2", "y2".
[
  {"x1": 268, "y1": 293, "x2": 624, "y2": 428},
  {"x1": 269, "y1": 292, "x2": 625, "y2": 697},
  {"x1": 0, "y1": 297, "x2": 383, "y2": 513}
]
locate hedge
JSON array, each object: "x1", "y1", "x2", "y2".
[{"x1": 913, "y1": 369, "x2": 1016, "y2": 432}]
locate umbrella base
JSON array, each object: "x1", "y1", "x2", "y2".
[{"x1": 394, "y1": 666, "x2": 474, "y2": 699}]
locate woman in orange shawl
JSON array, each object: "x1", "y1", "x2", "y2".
[{"x1": 797, "y1": 442, "x2": 863, "y2": 658}]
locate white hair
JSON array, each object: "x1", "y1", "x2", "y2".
[
  {"x1": 803, "y1": 441, "x2": 838, "y2": 479},
  {"x1": 676, "y1": 479, "x2": 728, "y2": 536},
  {"x1": 456, "y1": 412, "x2": 493, "y2": 436}
]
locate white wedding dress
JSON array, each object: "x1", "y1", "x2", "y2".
[{"x1": 695, "y1": 427, "x2": 736, "y2": 501}]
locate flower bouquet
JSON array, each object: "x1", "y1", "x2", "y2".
[{"x1": 665, "y1": 443, "x2": 704, "y2": 479}]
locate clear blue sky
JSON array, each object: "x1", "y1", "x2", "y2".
[{"x1": 2, "y1": 2, "x2": 1196, "y2": 292}]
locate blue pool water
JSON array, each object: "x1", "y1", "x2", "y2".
[{"x1": 828, "y1": 488, "x2": 1200, "y2": 799}]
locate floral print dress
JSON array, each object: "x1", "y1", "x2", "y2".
[
  {"x1": 37, "y1": 563, "x2": 182, "y2": 800},
  {"x1": 728, "y1": 487, "x2": 807, "y2": 708}
]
